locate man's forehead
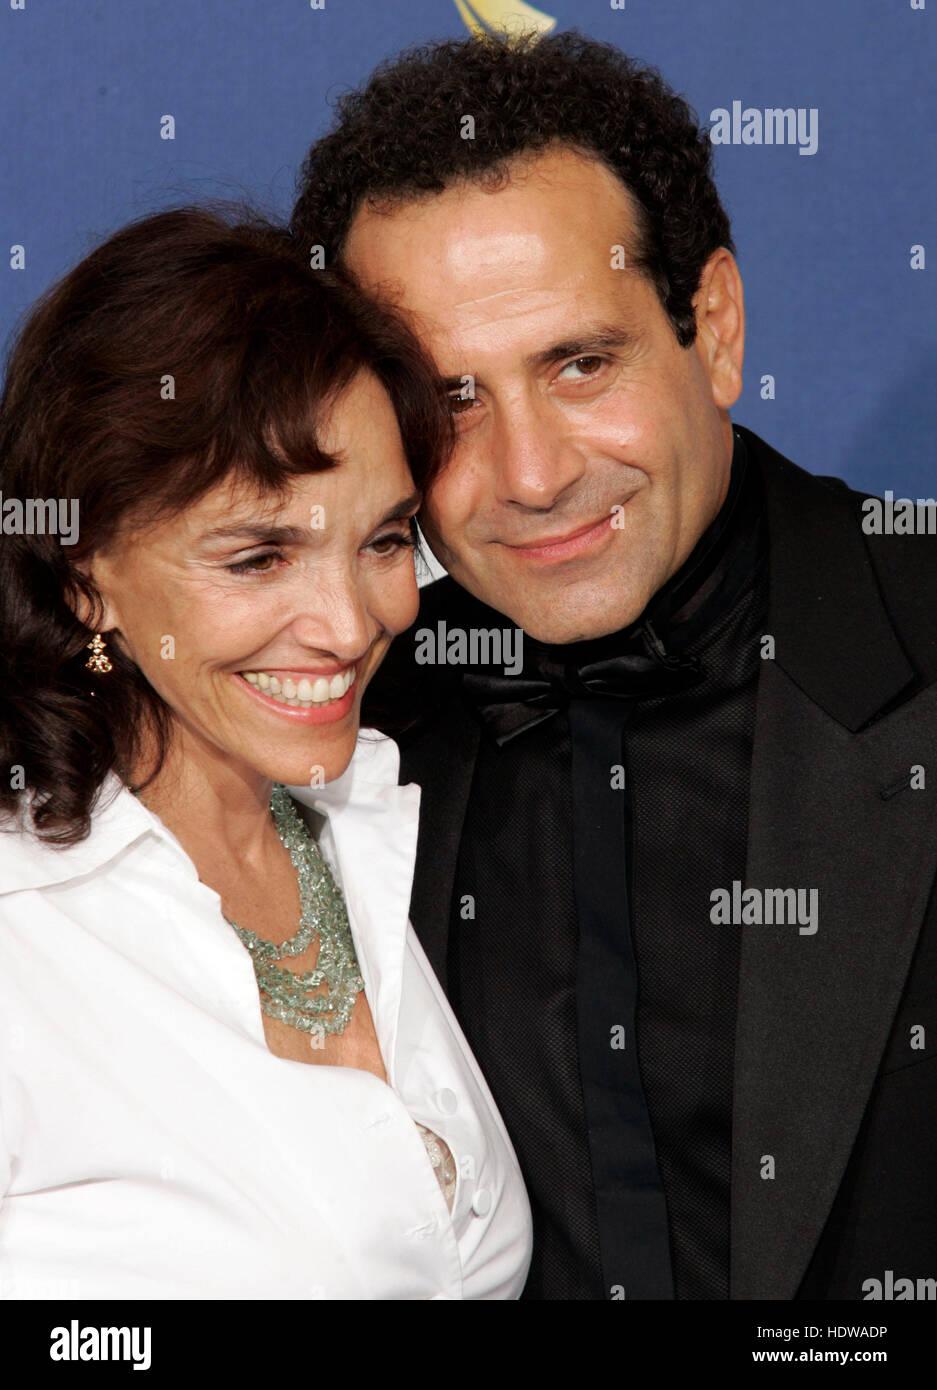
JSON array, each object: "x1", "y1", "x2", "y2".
[
  {"x1": 359, "y1": 272, "x2": 648, "y2": 371},
  {"x1": 342, "y1": 159, "x2": 651, "y2": 362},
  {"x1": 344, "y1": 151, "x2": 640, "y2": 282},
  {"x1": 452, "y1": 283, "x2": 579, "y2": 316},
  {"x1": 345, "y1": 230, "x2": 644, "y2": 329}
]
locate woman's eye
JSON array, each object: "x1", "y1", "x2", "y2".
[
  {"x1": 448, "y1": 392, "x2": 477, "y2": 415},
  {"x1": 226, "y1": 551, "x2": 283, "y2": 576},
  {"x1": 369, "y1": 532, "x2": 416, "y2": 557},
  {"x1": 558, "y1": 355, "x2": 603, "y2": 378}
]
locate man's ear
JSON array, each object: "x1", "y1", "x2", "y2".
[{"x1": 692, "y1": 248, "x2": 745, "y2": 411}]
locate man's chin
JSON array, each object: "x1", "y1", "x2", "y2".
[
  {"x1": 442, "y1": 559, "x2": 653, "y2": 644},
  {"x1": 501, "y1": 598, "x2": 652, "y2": 646}
]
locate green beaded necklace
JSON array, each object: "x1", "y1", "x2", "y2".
[{"x1": 223, "y1": 783, "x2": 365, "y2": 1037}]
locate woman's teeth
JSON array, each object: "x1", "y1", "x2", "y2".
[{"x1": 240, "y1": 668, "x2": 356, "y2": 708}]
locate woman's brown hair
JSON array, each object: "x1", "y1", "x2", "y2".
[{"x1": 0, "y1": 206, "x2": 454, "y2": 846}]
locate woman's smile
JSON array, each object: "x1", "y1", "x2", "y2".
[{"x1": 233, "y1": 665, "x2": 358, "y2": 724}]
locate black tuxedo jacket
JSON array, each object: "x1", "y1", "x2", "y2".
[{"x1": 364, "y1": 425, "x2": 937, "y2": 1299}]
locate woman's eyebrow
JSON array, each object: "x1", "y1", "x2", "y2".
[
  {"x1": 376, "y1": 490, "x2": 422, "y2": 523},
  {"x1": 198, "y1": 522, "x2": 313, "y2": 547},
  {"x1": 198, "y1": 491, "x2": 422, "y2": 546}
]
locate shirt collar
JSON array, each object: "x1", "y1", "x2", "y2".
[
  {"x1": 0, "y1": 771, "x2": 161, "y2": 894},
  {"x1": 0, "y1": 729, "x2": 414, "y2": 897}
]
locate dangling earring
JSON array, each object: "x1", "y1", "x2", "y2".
[{"x1": 85, "y1": 633, "x2": 113, "y2": 674}]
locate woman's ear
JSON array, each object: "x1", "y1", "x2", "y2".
[{"x1": 65, "y1": 556, "x2": 121, "y2": 634}]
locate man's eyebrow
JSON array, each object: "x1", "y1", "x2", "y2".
[
  {"x1": 441, "y1": 322, "x2": 639, "y2": 390},
  {"x1": 198, "y1": 491, "x2": 422, "y2": 546},
  {"x1": 524, "y1": 322, "x2": 640, "y2": 369}
]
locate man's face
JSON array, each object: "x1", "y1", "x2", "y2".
[{"x1": 343, "y1": 145, "x2": 744, "y2": 643}]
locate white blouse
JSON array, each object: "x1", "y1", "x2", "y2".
[{"x1": 0, "y1": 730, "x2": 532, "y2": 1299}]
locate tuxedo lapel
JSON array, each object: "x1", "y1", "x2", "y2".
[
  {"x1": 732, "y1": 664, "x2": 937, "y2": 1298},
  {"x1": 730, "y1": 427, "x2": 937, "y2": 1297},
  {"x1": 397, "y1": 697, "x2": 481, "y2": 992}
]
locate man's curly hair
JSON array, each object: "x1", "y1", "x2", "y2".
[{"x1": 291, "y1": 29, "x2": 735, "y2": 349}]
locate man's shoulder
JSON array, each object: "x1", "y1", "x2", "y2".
[
  {"x1": 741, "y1": 424, "x2": 937, "y2": 595},
  {"x1": 739, "y1": 423, "x2": 937, "y2": 688},
  {"x1": 740, "y1": 422, "x2": 869, "y2": 509}
]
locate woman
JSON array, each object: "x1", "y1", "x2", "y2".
[{"x1": 0, "y1": 207, "x2": 532, "y2": 1298}]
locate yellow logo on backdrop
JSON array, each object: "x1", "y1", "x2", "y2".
[{"x1": 453, "y1": 0, "x2": 556, "y2": 38}]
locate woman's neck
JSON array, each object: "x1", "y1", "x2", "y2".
[{"x1": 127, "y1": 725, "x2": 282, "y2": 875}]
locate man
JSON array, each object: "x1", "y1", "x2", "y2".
[{"x1": 291, "y1": 31, "x2": 937, "y2": 1299}]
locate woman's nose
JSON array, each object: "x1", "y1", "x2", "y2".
[{"x1": 288, "y1": 582, "x2": 374, "y2": 660}]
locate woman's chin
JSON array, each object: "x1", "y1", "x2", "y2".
[{"x1": 259, "y1": 727, "x2": 361, "y2": 791}]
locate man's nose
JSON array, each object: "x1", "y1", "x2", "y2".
[{"x1": 490, "y1": 399, "x2": 587, "y2": 509}]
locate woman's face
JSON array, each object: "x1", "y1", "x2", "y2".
[{"x1": 86, "y1": 369, "x2": 421, "y2": 789}]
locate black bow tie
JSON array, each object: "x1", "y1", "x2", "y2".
[{"x1": 462, "y1": 620, "x2": 704, "y2": 744}]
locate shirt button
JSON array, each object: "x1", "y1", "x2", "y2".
[
  {"x1": 435, "y1": 1088, "x2": 458, "y2": 1115},
  {"x1": 471, "y1": 1188, "x2": 492, "y2": 1218}
]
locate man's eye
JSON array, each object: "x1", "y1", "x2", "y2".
[
  {"x1": 558, "y1": 356, "x2": 605, "y2": 379},
  {"x1": 226, "y1": 551, "x2": 282, "y2": 576}
]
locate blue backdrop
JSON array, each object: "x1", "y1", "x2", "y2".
[{"x1": 2, "y1": 0, "x2": 934, "y2": 497}]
